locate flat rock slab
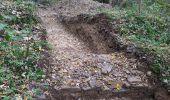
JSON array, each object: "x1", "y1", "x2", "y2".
[
  {"x1": 97, "y1": 62, "x2": 114, "y2": 74},
  {"x1": 127, "y1": 76, "x2": 142, "y2": 83}
]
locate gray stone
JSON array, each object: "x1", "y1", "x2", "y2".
[
  {"x1": 88, "y1": 77, "x2": 96, "y2": 88},
  {"x1": 82, "y1": 86, "x2": 91, "y2": 91},
  {"x1": 125, "y1": 70, "x2": 130, "y2": 74},
  {"x1": 36, "y1": 94, "x2": 46, "y2": 100},
  {"x1": 51, "y1": 74, "x2": 56, "y2": 79},
  {"x1": 98, "y1": 62, "x2": 113, "y2": 74},
  {"x1": 113, "y1": 71, "x2": 124, "y2": 77},
  {"x1": 127, "y1": 76, "x2": 142, "y2": 83},
  {"x1": 147, "y1": 71, "x2": 152, "y2": 76},
  {"x1": 126, "y1": 44, "x2": 136, "y2": 53},
  {"x1": 130, "y1": 70, "x2": 143, "y2": 74},
  {"x1": 82, "y1": 72, "x2": 90, "y2": 78}
]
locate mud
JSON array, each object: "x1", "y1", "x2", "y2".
[{"x1": 58, "y1": 13, "x2": 116, "y2": 54}]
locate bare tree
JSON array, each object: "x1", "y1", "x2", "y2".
[{"x1": 137, "y1": 0, "x2": 142, "y2": 14}]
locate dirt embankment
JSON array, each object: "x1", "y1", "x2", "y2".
[
  {"x1": 37, "y1": 0, "x2": 170, "y2": 100},
  {"x1": 58, "y1": 13, "x2": 118, "y2": 54},
  {"x1": 55, "y1": 0, "x2": 111, "y2": 17}
]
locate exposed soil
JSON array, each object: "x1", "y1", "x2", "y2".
[
  {"x1": 55, "y1": 0, "x2": 111, "y2": 17},
  {"x1": 37, "y1": 0, "x2": 169, "y2": 100}
]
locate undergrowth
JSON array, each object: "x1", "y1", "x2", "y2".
[
  {"x1": 34, "y1": 0, "x2": 60, "y2": 6},
  {"x1": 0, "y1": 0, "x2": 47, "y2": 99},
  {"x1": 100, "y1": 0, "x2": 170, "y2": 86}
]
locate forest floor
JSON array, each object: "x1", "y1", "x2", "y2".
[{"x1": 37, "y1": 0, "x2": 169, "y2": 100}]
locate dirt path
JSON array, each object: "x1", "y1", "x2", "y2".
[{"x1": 37, "y1": 0, "x2": 158, "y2": 100}]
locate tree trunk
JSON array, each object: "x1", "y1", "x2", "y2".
[
  {"x1": 137, "y1": 0, "x2": 142, "y2": 14},
  {"x1": 110, "y1": 0, "x2": 127, "y2": 8}
]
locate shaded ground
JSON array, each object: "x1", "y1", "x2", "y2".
[{"x1": 37, "y1": 0, "x2": 169, "y2": 100}]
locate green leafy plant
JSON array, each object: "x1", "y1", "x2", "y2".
[
  {"x1": 0, "y1": 0, "x2": 47, "y2": 99},
  {"x1": 102, "y1": 0, "x2": 170, "y2": 86}
]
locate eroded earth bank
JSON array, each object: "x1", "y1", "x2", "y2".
[{"x1": 37, "y1": 0, "x2": 169, "y2": 100}]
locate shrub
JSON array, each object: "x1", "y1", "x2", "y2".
[{"x1": 0, "y1": 0, "x2": 46, "y2": 99}]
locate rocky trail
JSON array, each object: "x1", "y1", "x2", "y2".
[{"x1": 37, "y1": 0, "x2": 168, "y2": 100}]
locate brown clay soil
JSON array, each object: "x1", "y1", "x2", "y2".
[{"x1": 37, "y1": 0, "x2": 170, "y2": 100}]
